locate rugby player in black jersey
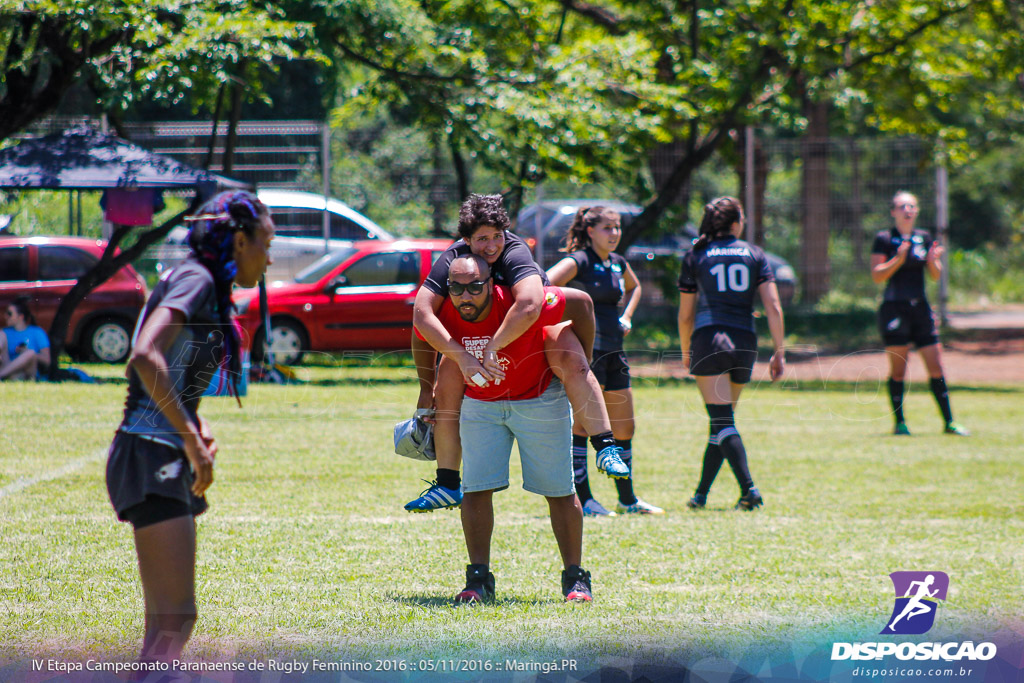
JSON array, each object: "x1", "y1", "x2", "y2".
[
  {"x1": 870, "y1": 191, "x2": 968, "y2": 436},
  {"x1": 678, "y1": 197, "x2": 785, "y2": 511}
]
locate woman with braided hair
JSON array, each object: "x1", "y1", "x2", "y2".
[
  {"x1": 677, "y1": 196, "x2": 785, "y2": 511},
  {"x1": 105, "y1": 190, "x2": 274, "y2": 667}
]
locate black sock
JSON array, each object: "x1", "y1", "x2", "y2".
[
  {"x1": 589, "y1": 431, "x2": 616, "y2": 453},
  {"x1": 889, "y1": 378, "x2": 906, "y2": 424},
  {"x1": 930, "y1": 377, "x2": 953, "y2": 423},
  {"x1": 613, "y1": 439, "x2": 637, "y2": 505},
  {"x1": 707, "y1": 403, "x2": 754, "y2": 496},
  {"x1": 436, "y1": 468, "x2": 460, "y2": 490},
  {"x1": 572, "y1": 435, "x2": 592, "y2": 502},
  {"x1": 695, "y1": 441, "x2": 725, "y2": 496}
]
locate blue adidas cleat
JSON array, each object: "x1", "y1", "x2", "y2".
[
  {"x1": 595, "y1": 446, "x2": 630, "y2": 479},
  {"x1": 404, "y1": 480, "x2": 462, "y2": 513}
]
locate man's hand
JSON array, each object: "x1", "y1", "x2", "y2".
[
  {"x1": 457, "y1": 352, "x2": 495, "y2": 387},
  {"x1": 416, "y1": 387, "x2": 436, "y2": 422},
  {"x1": 927, "y1": 240, "x2": 944, "y2": 265},
  {"x1": 479, "y1": 348, "x2": 506, "y2": 384}
]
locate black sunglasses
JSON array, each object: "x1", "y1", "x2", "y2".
[{"x1": 448, "y1": 278, "x2": 490, "y2": 296}]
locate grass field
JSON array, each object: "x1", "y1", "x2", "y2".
[{"x1": 1, "y1": 363, "x2": 1021, "y2": 676}]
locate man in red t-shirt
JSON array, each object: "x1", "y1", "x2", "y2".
[{"x1": 415, "y1": 254, "x2": 594, "y2": 603}]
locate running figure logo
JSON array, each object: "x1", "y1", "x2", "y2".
[{"x1": 882, "y1": 571, "x2": 949, "y2": 635}]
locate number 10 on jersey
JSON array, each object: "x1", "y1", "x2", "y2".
[{"x1": 710, "y1": 263, "x2": 750, "y2": 292}]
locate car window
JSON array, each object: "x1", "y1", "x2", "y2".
[
  {"x1": 293, "y1": 247, "x2": 358, "y2": 284},
  {"x1": 38, "y1": 245, "x2": 98, "y2": 281},
  {"x1": 0, "y1": 246, "x2": 29, "y2": 281},
  {"x1": 330, "y1": 213, "x2": 377, "y2": 240},
  {"x1": 269, "y1": 208, "x2": 377, "y2": 240},
  {"x1": 341, "y1": 251, "x2": 420, "y2": 287}
]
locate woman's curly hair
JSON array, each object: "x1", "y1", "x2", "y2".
[{"x1": 457, "y1": 194, "x2": 511, "y2": 239}]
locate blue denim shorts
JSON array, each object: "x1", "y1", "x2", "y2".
[{"x1": 460, "y1": 379, "x2": 574, "y2": 497}]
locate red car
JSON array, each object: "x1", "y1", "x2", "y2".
[
  {"x1": 0, "y1": 235, "x2": 147, "y2": 362},
  {"x1": 233, "y1": 238, "x2": 452, "y2": 364}
]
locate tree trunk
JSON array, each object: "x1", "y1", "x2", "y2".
[
  {"x1": 800, "y1": 100, "x2": 831, "y2": 304},
  {"x1": 850, "y1": 138, "x2": 865, "y2": 267},
  {"x1": 222, "y1": 78, "x2": 246, "y2": 174},
  {"x1": 46, "y1": 205, "x2": 194, "y2": 380},
  {"x1": 734, "y1": 128, "x2": 769, "y2": 247},
  {"x1": 622, "y1": 124, "x2": 730, "y2": 251},
  {"x1": 429, "y1": 133, "x2": 447, "y2": 235},
  {"x1": 204, "y1": 83, "x2": 227, "y2": 170},
  {"x1": 448, "y1": 135, "x2": 470, "y2": 206}
]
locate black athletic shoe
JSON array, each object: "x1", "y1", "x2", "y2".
[
  {"x1": 561, "y1": 565, "x2": 593, "y2": 603},
  {"x1": 454, "y1": 564, "x2": 495, "y2": 604},
  {"x1": 687, "y1": 493, "x2": 707, "y2": 509},
  {"x1": 734, "y1": 487, "x2": 764, "y2": 511}
]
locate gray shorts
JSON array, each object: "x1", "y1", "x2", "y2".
[{"x1": 460, "y1": 380, "x2": 574, "y2": 497}]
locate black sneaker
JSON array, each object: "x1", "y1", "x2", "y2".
[
  {"x1": 734, "y1": 487, "x2": 764, "y2": 511},
  {"x1": 454, "y1": 564, "x2": 495, "y2": 604},
  {"x1": 687, "y1": 493, "x2": 707, "y2": 509},
  {"x1": 561, "y1": 565, "x2": 593, "y2": 603}
]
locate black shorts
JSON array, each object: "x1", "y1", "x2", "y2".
[
  {"x1": 106, "y1": 431, "x2": 207, "y2": 527},
  {"x1": 690, "y1": 326, "x2": 757, "y2": 384},
  {"x1": 590, "y1": 349, "x2": 631, "y2": 391},
  {"x1": 878, "y1": 299, "x2": 939, "y2": 348}
]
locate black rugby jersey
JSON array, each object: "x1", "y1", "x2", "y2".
[
  {"x1": 568, "y1": 247, "x2": 628, "y2": 351},
  {"x1": 871, "y1": 227, "x2": 933, "y2": 302},
  {"x1": 677, "y1": 236, "x2": 774, "y2": 333},
  {"x1": 422, "y1": 231, "x2": 548, "y2": 296},
  {"x1": 120, "y1": 259, "x2": 222, "y2": 448}
]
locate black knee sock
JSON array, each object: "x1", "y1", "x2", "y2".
[
  {"x1": 436, "y1": 468, "x2": 460, "y2": 490},
  {"x1": 930, "y1": 377, "x2": 953, "y2": 423},
  {"x1": 613, "y1": 439, "x2": 636, "y2": 505},
  {"x1": 695, "y1": 441, "x2": 725, "y2": 496},
  {"x1": 889, "y1": 378, "x2": 906, "y2": 424},
  {"x1": 707, "y1": 403, "x2": 754, "y2": 496},
  {"x1": 572, "y1": 435, "x2": 592, "y2": 502},
  {"x1": 589, "y1": 431, "x2": 616, "y2": 453}
]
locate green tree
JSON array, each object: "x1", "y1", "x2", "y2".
[
  {"x1": 316, "y1": 0, "x2": 1023, "y2": 301},
  {"x1": 1, "y1": 1, "x2": 317, "y2": 376}
]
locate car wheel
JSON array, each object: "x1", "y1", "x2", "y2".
[
  {"x1": 85, "y1": 318, "x2": 133, "y2": 363},
  {"x1": 258, "y1": 318, "x2": 307, "y2": 365}
]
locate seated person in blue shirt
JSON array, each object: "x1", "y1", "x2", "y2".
[{"x1": 0, "y1": 296, "x2": 50, "y2": 381}]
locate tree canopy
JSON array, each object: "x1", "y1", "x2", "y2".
[
  {"x1": 0, "y1": 1, "x2": 316, "y2": 142},
  {"x1": 318, "y1": 1, "x2": 1022, "y2": 235}
]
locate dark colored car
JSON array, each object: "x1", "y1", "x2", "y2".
[
  {"x1": 0, "y1": 235, "x2": 147, "y2": 362},
  {"x1": 514, "y1": 199, "x2": 797, "y2": 305},
  {"x1": 233, "y1": 238, "x2": 453, "y2": 364}
]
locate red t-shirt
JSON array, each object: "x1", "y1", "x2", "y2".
[{"x1": 418, "y1": 285, "x2": 566, "y2": 401}]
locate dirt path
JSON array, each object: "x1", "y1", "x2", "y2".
[{"x1": 632, "y1": 337, "x2": 1024, "y2": 386}]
